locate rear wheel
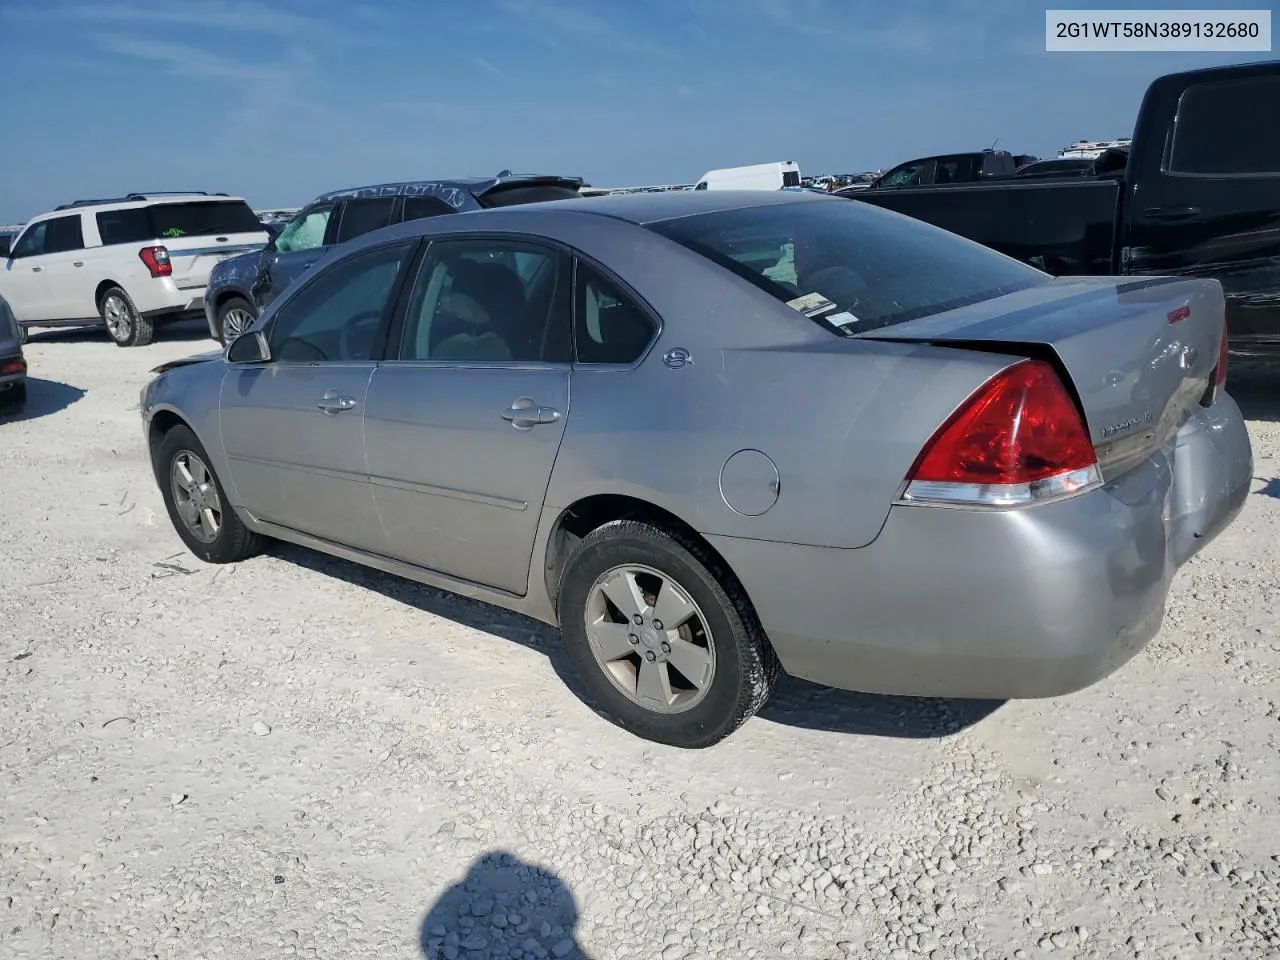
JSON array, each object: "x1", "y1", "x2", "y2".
[
  {"x1": 156, "y1": 424, "x2": 265, "y2": 564},
  {"x1": 556, "y1": 519, "x2": 781, "y2": 748},
  {"x1": 216, "y1": 296, "x2": 257, "y2": 344},
  {"x1": 101, "y1": 287, "x2": 154, "y2": 347}
]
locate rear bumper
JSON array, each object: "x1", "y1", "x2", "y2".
[
  {"x1": 132, "y1": 278, "x2": 207, "y2": 317},
  {"x1": 709, "y1": 395, "x2": 1252, "y2": 700}
]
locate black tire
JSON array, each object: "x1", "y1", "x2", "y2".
[
  {"x1": 100, "y1": 287, "x2": 154, "y2": 347},
  {"x1": 215, "y1": 296, "x2": 258, "y2": 344},
  {"x1": 155, "y1": 424, "x2": 265, "y2": 564},
  {"x1": 556, "y1": 519, "x2": 781, "y2": 748},
  {"x1": 0, "y1": 381, "x2": 26, "y2": 416}
]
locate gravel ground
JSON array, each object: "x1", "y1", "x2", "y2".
[{"x1": 2, "y1": 322, "x2": 1278, "y2": 960}]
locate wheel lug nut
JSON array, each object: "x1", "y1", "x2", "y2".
[
  {"x1": 644, "y1": 650, "x2": 657, "y2": 662},
  {"x1": 628, "y1": 634, "x2": 639, "y2": 645},
  {"x1": 661, "y1": 641, "x2": 671, "y2": 653},
  {"x1": 633, "y1": 615, "x2": 643, "y2": 625},
  {"x1": 653, "y1": 620, "x2": 664, "y2": 630}
]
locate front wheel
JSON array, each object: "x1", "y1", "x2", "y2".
[
  {"x1": 216, "y1": 296, "x2": 257, "y2": 344},
  {"x1": 155, "y1": 424, "x2": 265, "y2": 564},
  {"x1": 101, "y1": 287, "x2": 154, "y2": 347},
  {"x1": 556, "y1": 519, "x2": 781, "y2": 748}
]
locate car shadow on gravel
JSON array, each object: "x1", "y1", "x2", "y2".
[
  {"x1": 419, "y1": 850, "x2": 590, "y2": 959},
  {"x1": 1228, "y1": 361, "x2": 1280, "y2": 423},
  {"x1": 25, "y1": 317, "x2": 212, "y2": 345},
  {"x1": 273, "y1": 544, "x2": 1002, "y2": 742},
  {"x1": 0, "y1": 378, "x2": 85, "y2": 424}
]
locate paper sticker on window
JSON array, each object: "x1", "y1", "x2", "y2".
[
  {"x1": 786, "y1": 292, "x2": 837, "y2": 317},
  {"x1": 826, "y1": 311, "x2": 859, "y2": 327}
]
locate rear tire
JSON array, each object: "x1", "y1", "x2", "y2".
[
  {"x1": 155, "y1": 424, "x2": 265, "y2": 564},
  {"x1": 100, "y1": 287, "x2": 154, "y2": 347},
  {"x1": 556, "y1": 519, "x2": 781, "y2": 748},
  {"x1": 215, "y1": 297, "x2": 257, "y2": 344}
]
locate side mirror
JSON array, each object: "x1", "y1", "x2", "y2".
[{"x1": 227, "y1": 329, "x2": 270, "y2": 364}]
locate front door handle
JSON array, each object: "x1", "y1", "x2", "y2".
[
  {"x1": 317, "y1": 389, "x2": 358, "y2": 415},
  {"x1": 73, "y1": 261, "x2": 84, "y2": 267},
  {"x1": 502, "y1": 396, "x2": 560, "y2": 429},
  {"x1": 31, "y1": 266, "x2": 42, "y2": 273},
  {"x1": 1142, "y1": 204, "x2": 1201, "y2": 220}
]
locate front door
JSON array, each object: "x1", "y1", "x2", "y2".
[
  {"x1": 363, "y1": 237, "x2": 572, "y2": 595},
  {"x1": 220, "y1": 238, "x2": 416, "y2": 554},
  {"x1": 2, "y1": 221, "x2": 55, "y2": 322},
  {"x1": 254, "y1": 202, "x2": 338, "y2": 311}
]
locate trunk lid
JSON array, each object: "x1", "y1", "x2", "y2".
[{"x1": 855, "y1": 275, "x2": 1226, "y2": 475}]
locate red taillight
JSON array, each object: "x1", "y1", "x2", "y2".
[
  {"x1": 902, "y1": 359, "x2": 1101, "y2": 507},
  {"x1": 139, "y1": 245, "x2": 172, "y2": 278},
  {"x1": 0, "y1": 358, "x2": 24, "y2": 376}
]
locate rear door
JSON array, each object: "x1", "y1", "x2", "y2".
[
  {"x1": 147, "y1": 200, "x2": 269, "y2": 294},
  {"x1": 1123, "y1": 69, "x2": 1280, "y2": 354},
  {"x1": 363, "y1": 235, "x2": 572, "y2": 595}
]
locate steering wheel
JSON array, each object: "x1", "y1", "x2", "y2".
[{"x1": 339, "y1": 310, "x2": 384, "y2": 360}]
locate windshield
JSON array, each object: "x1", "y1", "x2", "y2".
[{"x1": 645, "y1": 198, "x2": 1049, "y2": 333}]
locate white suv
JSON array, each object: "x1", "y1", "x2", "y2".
[{"x1": 0, "y1": 192, "x2": 269, "y2": 347}]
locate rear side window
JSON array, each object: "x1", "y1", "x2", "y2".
[
  {"x1": 96, "y1": 209, "x2": 151, "y2": 245},
  {"x1": 647, "y1": 199, "x2": 1048, "y2": 334},
  {"x1": 42, "y1": 215, "x2": 84, "y2": 254},
  {"x1": 477, "y1": 184, "x2": 582, "y2": 208},
  {"x1": 402, "y1": 195, "x2": 457, "y2": 222},
  {"x1": 574, "y1": 262, "x2": 655, "y2": 364},
  {"x1": 147, "y1": 200, "x2": 264, "y2": 239},
  {"x1": 335, "y1": 197, "x2": 396, "y2": 244},
  {"x1": 1169, "y1": 76, "x2": 1280, "y2": 176}
]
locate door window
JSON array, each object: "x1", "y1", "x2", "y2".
[
  {"x1": 574, "y1": 262, "x2": 657, "y2": 364},
  {"x1": 1169, "y1": 76, "x2": 1280, "y2": 176},
  {"x1": 877, "y1": 161, "x2": 930, "y2": 187},
  {"x1": 268, "y1": 241, "x2": 413, "y2": 362},
  {"x1": 402, "y1": 195, "x2": 458, "y2": 223},
  {"x1": 335, "y1": 197, "x2": 396, "y2": 244},
  {"x1": 10, "y1": 222, "x2": 48, "y2": 258},
  {"x1": 274, "y1": 204, "x2": 335, "y2": 253},
  {"x1": 42, "y1": 215, "x2": 85, "y2": 254},
  {"x1": 398, "y1": 239, "x2": 568, "y2": 363}
]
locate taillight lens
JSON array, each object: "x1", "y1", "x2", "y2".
[
  {"x1": 0, "y1": 358, "x2": 24, "y2": 376},
  {"x1": 139, "y1": 245, "x2": 172, "y2": 278},
  {"x1": 902, "y1": 358, "x2": 1101, "y2": 507}
]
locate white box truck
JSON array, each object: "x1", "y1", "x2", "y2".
[{"x1": 693, "y1": 161, "x2": 802, "y2": 191}]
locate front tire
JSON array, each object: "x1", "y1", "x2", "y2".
[
  {"x1": 215, "y1": 296, "x2": 257, "y2": 344},
  {"x1": 100, "y1": 287, "x2": 154, "y2": 347},
  {"x1": 155, "y1": 424, "x2": 265, "y2": 564},
  {"x1": 556, "y1": 519, "x2": 781, "y2": 748}
]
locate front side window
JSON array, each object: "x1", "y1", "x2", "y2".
[
  {"x1": 335, "y1": 197, "x2": 396, "y2": 244},
  {"x1": 42, "y1": 215, "x2": 85, "y2": 254},
  {"x1": 647, "y1": 199, "x2": 1048, "y2": 334},
  {"x1": 268, "y1": 241, "x2": 412, "y2": 362},
  {"x1": 876, "y1": 161, "x2": 930, "y2": 188},
  {"x1": 10, "y1": 222, "x2": 48, "y2": 258},
  {"x1": 1169, "y1": 76, "x2": 1280, "y2": 176},
  {"x1": 574, "y1": 262, "x2": 656, "y2": 364},
  {"x1": 398, "y1": 239, "x2": 568, "y2": 363},
  {"x1": 274, "y1": 204, "x2": 335, "y2": 253}
]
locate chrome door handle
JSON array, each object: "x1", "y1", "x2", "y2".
[
  {"x1": 31, "y1": 266, "x2": 41, "y2": 273},
  {"x1": 73, "y1": 261, "x2": 84, "y2": 267},
  {"x1": 502, "y1": 397, "x2": 560, "y2": 429},
  {"x1": 317, "y1": 390, "x2": 357, "y2": 415}
]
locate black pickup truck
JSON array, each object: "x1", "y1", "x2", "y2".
[{"x1": 850, "y1": 60, "x2": 1280, "y2": 359}]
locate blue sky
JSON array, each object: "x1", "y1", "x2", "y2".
[{"x1": 0, "y1": 0, "x2": 1273, "y2": 222}]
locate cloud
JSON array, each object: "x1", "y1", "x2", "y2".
[
  {"x1": 475, "y1": 57, "x2": 506, "y2": 77},
  {"x1": 496, "y1": 0, "x2": 678, "y2": 60},
  {"x1": 95, "y1": 35, "x2": 287, "y2": 82}
]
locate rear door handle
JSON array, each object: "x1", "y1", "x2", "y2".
[
  {"x1": 502, "y1": 396, "x2": 560, "y2": 429},
  {"x1": 31, "y1": 266, "x2": 41, "y2": 273},
  {"x1": 73, "y1": 261, "x2": 84, "y2": 267},
  {"x1": 1142, "y1": 204, "x2": 1201, "y2": 220},
  {"x1": 317, "y1": 389, "x2": 358, "y2": 415}
]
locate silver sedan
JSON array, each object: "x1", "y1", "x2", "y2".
[{"x1": 140, "y1": 190, "x2": 1252, "y2": 747}]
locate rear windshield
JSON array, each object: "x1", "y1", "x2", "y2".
[
  {"x1": 477, "y1": 184, "x2": 582, "y2": 208},
  {"x1": 96, "y1": 200, "x2": 262, "y2": 245},
  {"x1": 645, "y1": 198, "x2": 1048, "y2": 333}
]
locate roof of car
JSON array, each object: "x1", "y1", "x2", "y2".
[
  {"x1": 312, "y1": 173, "x2": 583, "y2": 205},
  {"x1": 49, "y1": 192, "x2": 249, "y2": 213},
  {"x1": 493, "y1": 188, "x2": 830, "y2": 224}
]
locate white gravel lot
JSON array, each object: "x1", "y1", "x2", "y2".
[{"x1": 2, "y1": 321, "x2": 1278, "y2": 960}]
